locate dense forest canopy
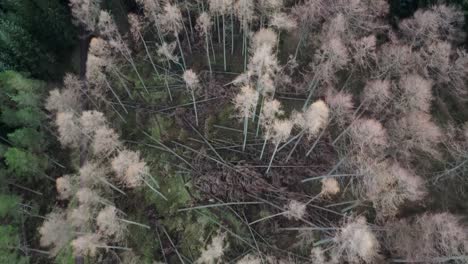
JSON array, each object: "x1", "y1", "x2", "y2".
[{"x1": 1, "y1": 0, "x2": 468, "y2": 263}]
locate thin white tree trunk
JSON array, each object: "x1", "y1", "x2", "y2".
[{"x1": 223, "y1": 14, "x2": 227, "y2": 71}]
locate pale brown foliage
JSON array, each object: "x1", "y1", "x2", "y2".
[
  {"x1": 97, "y1": 11, "x2": 119, "y2": 40},
  {"x1": 110, "y1": 149, "x2": 139, "y2": 179},
  {"x1": 270, "y1": 12, "x2": 297, "y2": 32},
  {"x1": 285, "y1": 200, "x2": 306, "y2": 220},
  {"x1": 63, "y1": 73, "x2": 82, "y2": 96},
  {"x1": 315, "y1": 0, "x2": 388, "y2": 42},
  {"x1": 236, "y1": 254, "x2": 262, "y2": 264},
  {"x1": 389, "y1": 111, "x2": 442, "y2": 158},
  {"x1": 385, "y1": 213, "x2": 468, "y2": 263},
  {"x1": 419, "y1": 41, "x2": 451, "y2": 81},
  {"x1": 183, "y1": 69, "x2": 200, "y2": 90},
  {"x1": 328, "y1": 38, "x2": 348, "y2": 64},
  {"x1": 111, "y1": 150, "x2": 146, "y2": 188},
  {"x1": 208, "y1": 0, "x2": 233, "y2": 15},
  {"x1": 79, "y1": 162, "x2": 106, "y2": 186},
  {"x1": 157, "y1": 41, "x2": 179, "y2": 62},
  {"x1": 71, "y1": 234, "x2": 101, "y2": 257},
  {"x1": 125, "y1": 162, "x2": 148, "y2": 188},
  {"x1": 89, "y1": 37, "x2": 111, "y2": 58},
  {"x1": 79, "y1": 110, "x2": 106, "y2": 136},
  {"x1": 46, "y1": 89, "x2": 71, "y2": 113},
  {"x1": 310, "y1": 247, "x2": 327, "y2": 264},
  {"x1": 448, "y1": 50, "x2": 468, "y2": 97},
  {"x1": 378, "y1": 43, "x2": 417, "y2": 77},
  {"x1": 46, "y1": 74, "x2": 81, "y2": 113},
  {"x1": 98, "y1": 11, "x2": 132, "y2": 60},
  {"x1": 331, "y1": 216, "x2": 379, "y2": 263},
  {"x1": 292, "y1": 0, "x2": 329, "y2": 32},
  {"x1": 92, "y1": 126, "x2": 121, "y2": 156},
  {"x1": 260, "y1": 99, "x2": 284, "y2": 129},
  {"x1": 398, "y1": 74, "x2": 433, "y2": 113},
  {"x1": 196, "y1": 232, "x2": 229, "y2": 264},
  {"x1": 135, "y1": 0, "x2": 160, "y2": 23},
  {"x1": 158, "y1": 2, "x2": 183, "y2": 34},
  {"x1": 348, "y1": 118, "x2": 388, "y2": 157},
  {"x1": 39, "y1": 211, "x2": 71, "y2": 256},
  {"x1": 324, "y1": 13, "x2": 346, "y2": 39},
  {"x1": 68, "y1": 205, "x2": 91, "y2": 228},
  {"x1": 293, "y1": 0, "x2": 388, "y2": 38},
  {"x1": 314, "y1": 37, "x2": 349, "y2": 82},
  {"x1": 86, "y1": 38, "x2": 111, "y2": 89},
  {"x1": 258, "y1": 0, "x2": 283, "y2": 15},
  {"x1": 234, "y1": 0, "x2": 255, "y2": 29},
  {"x1": 269, "y1": 119, "x2": 293, "y2": 145},
  {"x1": 248, "y1": 43, "x2": 279, "y2": 96},
  {"x1": 361, "y1": 79, "x2": 391, "y2": 113},
  {"x1": 196, "y1": 12, "x2": 212, "y2": 36},
  {"x1": 399, "y1": 5, "x2": 465, "y2": 46},
  {"x1": 363, "y1": 0, "x2": 389, "y2": 17},
  {"x1": 76, "y1": 187, "x2": 102, "y2": 206},
  {"x1": 234, "y1": 85, "x2": 259, "y2": 119},
  {"x1": 351, "y1": 35, "x2": 376, "y2": 68},
  {"x1": 359, "y1": 161, "x2": 426, "y2": 218},
  {"x1": 56, "y1": 175, "x2": 74, "y2": 200},
  {"x1": 96, "y1": 206, "x2": 125, "y2": 241},
  {"x1": 56, "y1": 112, "x2": 81, "y2": 148},
  {"x1": 69, "y1": 0, "x2": 101, "y2": 31},
  {"x1": 252, "y1": 28, "x2": 277, "y2": 50},
  {"x1": 128, "y1": 13, "x2": 143, "y2": 45},
  {"x1": 303, "y1": 100, "x2": 330, "y2": 138},
  {"x1": 333, "y1": 0, "x2": 389, "y2": 37},
  {"x1": 325, "y1": 90, "x2": 354, "y2": 126},
  {"x1": 321, "y1": 178, "x2": 340, "y2": 197}
]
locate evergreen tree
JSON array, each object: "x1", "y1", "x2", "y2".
[
  {"x1": 0, "y1": 71, "x2": 48, "y2": 182},
  {"x1": 0, "y1": 71, "x2": 52, "y2": 262},
  {"x1": 0, "y1": 0, "x2": 76, "y2": 78}
]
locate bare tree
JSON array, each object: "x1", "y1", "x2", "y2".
[
  {"x1": 234, "y1": 0, "x2": 255, "y2": 70},
  {"x1": 196, "y1": 12, "x2": 214, "y2": 74},
  {"x1": 158, "y1": 2, "x2": 187, "y2": 69},
  {"x1": 46, "y1": 74, "x2": 82, "y2": 113},
  {"x1": 325, "y1": 89, "x2": 354, "y2": 128},
  {"x1": 71, "y1": 234, "x2": 102, "y2": 257},
  {"x1": 39, "y1": 211, "x2": 71, "y2": 256},
  {"x1": 397, "y1": 74, "x2": 433, "y2": 113},
  {"x1": 388, "y1": 111, "x2": 442, "y2": 159},
  {"x1": 56, "y1": 112, "x2": 82, "y2": 148},
  {"x1": 195, "y1": 231, "x2": 229, "y2": 264},
  {"x1": 79, "y1": 110, "x2": 106, "y2": 136},
  {"x1": 385, "y1": 213, "x2": 468, "y2": 263},
  {"x1": 331, "y1": 216, "x2": 380, "y2": 264},
  {"x1": 209, "y1": 0, "x2": 234, "y2": 71},
  {"x1": 183, "y1": 69, "x2": 201, "y2": 126},
  {"x1": 376, "y1": 42, "x2": 418, "y2": 78},
  {"x1": 399, "y1": 5, "x2": 465, "y2": 46},
  {"x1": 96, "y1": 206, "x2": 126, "y2": 242},
  {"x1": 135, "y1": 0, "x2": 164, "y2": 43},
  {"x1": 304, "y1": 37, "x2": 349, "y2": 109},
  {"x1": 234, "y1": 85, "x2": 259, "y2": 151},
  {"x1": 265, "y1": 119, "x2": 293, "y2": 173},
  {"x1": 351, "y1": 35, "x2": 377, "y2": 69},
  {"x1": 56, "y1": 176, "x2": 74, "y2": 200},
  {"x1": 361, "y1": 79, "x2": 391, "y2": 115},
  {"x1": 357, "y1": 160, "x2": 426, "y2": 219},
  {"x1": 98, "y1": 11, "x2": 148, "y2": 93},
  {"x1": 69, "y1": 0, "x2": 102, "y2": 32},
  {"x1": 348, "y1": 118, "x2": 388, "y2": 158}
]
